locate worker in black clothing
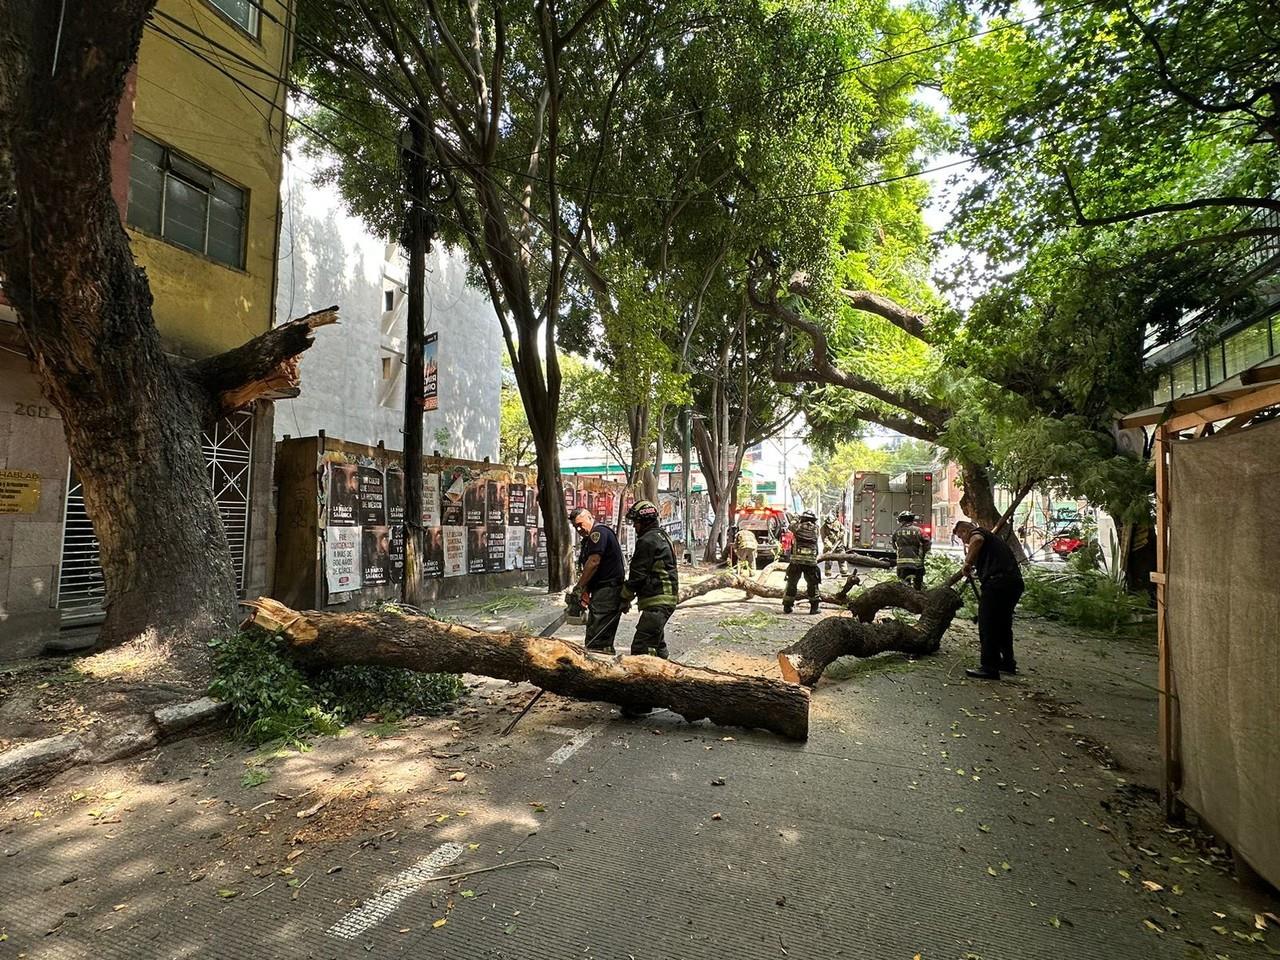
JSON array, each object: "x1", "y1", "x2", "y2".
[
  {"x1": 568, "y1": 506, "x2": 627, "y2": 652},
  {"x1": 620, "y1": 499, "x2": 679, "y2": 658},
  {"x1": 783, "y1": 511, "x2": 822, "y2": 614},
  {"x1": 947, "y1": 520, "x2": 1025, "y2": 679}
]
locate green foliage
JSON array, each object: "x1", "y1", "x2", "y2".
[
  {"x1": 1019, "y1": 567, "x2": 1153, "y2": 636},
  {"x1": 209, "y1": 631, "x2": 464, "y2": 746},
  {"x1": 240, "y1": 768, "x2": 270, "y2": 789},
  {"x1": 498, "y1": 358, "x2": 533, "y2": 468}
]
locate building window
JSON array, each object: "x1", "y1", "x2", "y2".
[
  {"x1": 384, "y1": 289, "x2": 396, "y2": 312},
  {"x1": 1223, "y1": 321, "x2": 1272, "y2": 378},
  {"x1": 127, "y1": 133, "x2": 246, "y2": 269},
  {"x1": 1152, "y1": 369, "x2": 1173, "y2": 405},
  {"x1": 206, "y1": 0, "x2": 259, "y2": 36},
  {"x1": 381, "y1": 357, "x2": 393, "y2": 380},
  {"x1": 1171, "y1": 357, "x2": 1196, "y2": 398}
]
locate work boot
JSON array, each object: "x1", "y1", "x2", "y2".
[
  {"x1": 808, "y1": 601, "x2": 820, "y2": 615},
  {"x1": 782, "y1": 604, "x2": 793, "y2": 614},
  {"x1": 965, "y1": 667, "x2": 1000, "y2": 680}
]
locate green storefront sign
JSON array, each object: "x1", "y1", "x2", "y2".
[{"x1": 754, "y1": 481, "x2": 777, "y2": 494}]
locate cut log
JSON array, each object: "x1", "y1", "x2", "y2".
[
  {"x1": 815, "y1": 552, "x2": 893, "y2": 569},
  {"x1": 243, "y1": 598, "x2": 809, "y2": 740},
  {"x1": 677, "y1": 572, "x2": 852, "y2": 607},
  {"x1": 777, "y1": 584, "x2": 963, "y2": 686}
]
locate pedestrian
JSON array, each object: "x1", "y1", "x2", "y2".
[
  {"x1": 783, "y1": 510, "x2": 821, "y2": 614},
  {"x1": 891, "y1": 511, "x2": 931, "y2": 590},
  {"x1": 946, "y1": 520, "x2": 1025, "y2": 679},
  {"x1": 822, "y1": 513, "x2": 847, "y2": 577},
  {"x1": 734, "y1": 526, "x2": 758, "y2": 576},
  {"x1": 620, "y1": 499, "x2": 680, "y2": 658},
  {"x1": 567, "y1": 506, "x2": 627, "y2": 653}
]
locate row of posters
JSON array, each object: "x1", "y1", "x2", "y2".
[{"x1": 323, "y1": 458, "x2": 545, "y2": 596}]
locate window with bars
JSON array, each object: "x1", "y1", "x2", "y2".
[
  {"x1": 127, "y1": 133, "x2": 247, "y2": 269},
  {"x1": 57, "y1": 412, "x2": 255, "y2": 618}
]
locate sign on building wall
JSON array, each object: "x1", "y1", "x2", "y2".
[
  {"x1": 423, "y1": 332, "x2": 439, "y2": 411},
  {"x1": 0, "y1": 470, "x2": 41, "y2": 514},
  {"x1": 425, "y1": 526, "x2": 444, "y2": 578},
  {"x1": 422, "y1": 472, "x2": 440, "y2": 526},
  {"x1": 442, "y1": 468, "x2": 465, "y2": 526},
  {"x1": 328, "y1": 463, "x2": 358, "y2": 525},
  {"x1": 442, "y1": 525, "x2": 466, "y2": 577},
  {"x1": 325, "y1": 525, "x2": 362, "y2": 592}
]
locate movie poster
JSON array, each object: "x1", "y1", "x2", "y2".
[
  {"x1": 385, "y1": 464, "x2": 405, "y2": 525},
  {"x1": 464, "y1": 474, "x2": 486, "y2": 527},
  {"x1": 422, "y1": 472, "x2": 440, "y2": 526},
  {"x1": 523, "y1": 527, "x2": 538, "y2": 570},
  {"x1": 388, "y1": 524, "x2": 405, "y2": 584},
  {"x1": 423, "y1": 332, "x2": 439, "y2": 411},
  {"x1": 508, "y1": 480, "x2": 527, "y2": 527},
  {"x1": 505, "y1": 525, "x2": 524, "y2": 571},
  {"x1": 537, "y1": 529, "x2": 548, "y2": 567},
  {"x1": 424, "y1": 526, "x2": 444, "y2": 578},
  {"x1": 486, "y1": 477, "x2": 507, "y2": 528},
  {"x1": 441, "y1": 468, "x2": 465, "y2": 526},
  {"x1": 562, "y1": 480, "x2": 576, "y2": 514},
  {"x1": 596, "y1": 491, "x2": 615, "y2": 526},
  {"x1": 358, "y1": 464, "x2": 386, "y2": 526},
  {"x1": 325, "y1": 525, "x2": 361, "y2": 592},
  {"x1": 442, "y1": 526, "x2": 466, "y2": 578},
  {"x1": 327, "y1": 462, "x2": 358, "y2": 526},
  {"x1": 467, "y1": 526, "x2": 488, "y2": 574},
  {"x1": 362, "y1": 526, "x2": 390, "y2": 585},
  {"x1": 487, "y1": 529, "x2": 506, "y2": 573},
  {"x1": 526, "y1": 484, "x2": 539, "y2": 528}
]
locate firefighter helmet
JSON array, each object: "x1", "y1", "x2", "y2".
[
  {"x1": 626, "y1": 499, "x2": 659, "y2": 524},
  {"x1": 799, "y1": 510, "x2": 817, "y2": 523},
  {"x1": 896, "y1": 511, "x2": 917, "y2": 523}
]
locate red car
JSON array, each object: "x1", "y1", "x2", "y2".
[{"x1": 1051, "y1": 535, "x2": 1084, "y2": 557}]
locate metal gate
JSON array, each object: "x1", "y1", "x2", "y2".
[{"x1": 55, "y1": 411, "x2": 255, "y2": 621}]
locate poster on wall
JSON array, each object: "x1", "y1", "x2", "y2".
[
  {"x1": 487, "y1": 529, "x2": 505, "y2": 573},
  {"x1": 327, "y1": 462, "x2": 358, "y2": 526},
  {"x1": 464, "y1": 475, "x2": 486, "y2": 527},
  {"x1": 523, "y1": 528, "x2": 538, "y2": 570},
  {"x1": 537, "y1": 529, "x2": 548, "y2": 568},
  {"x1": 596, "y1": 491, "x2": 615, "y2": 526},
  {"x1": 442, "y1": 526, "x2": 466, "y2": 577},
  {"x1": 389, "y1": 525, "x2": 405, "y2": 584},
  {"x1": 362, "y1": 526, "x2": 390, "y2": 585},
  {"x1": 505, "y1": 525, "x2": 524, "y2": 571},
  {"x1": 423, "y1": 332, "x2": 439, "y2": 411},
  {"x1": 562, "y1": 480, "x2": 576, "y2": 514},
  {"x1": 325, "y1": 525, "x2": 362, "y2": 592},
  {"x1": 441, "y1": 468, "x2": 465, "y2": 526},
  {"x1": 508, "y1": 480, "x2": 527, "y2": 527},
  {"x1": 487, "y1": 477, "x2": 508, "y2": 528},
  {"x1": 526, "y1": 484, "x2": 539, "y2": 528},
  {"x1": 385, "y1": 465, "x2": 405, "y2": 525},
  {"x1": 467, "y1": 527, "x2": 489, "y2": 574},
  {"x1": 424, "y1": 526, "x2": 444, "y2": 578},
  {"x1": 422, "y1": 472, "x2": 441, "y2": 526},
  {"x1": 358, "y1": 464, "x2": 386, "y2": 526}
]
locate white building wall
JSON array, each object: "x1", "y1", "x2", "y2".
[{"x1": 273, "y1": 153, "x2": 502, "y2": 461}]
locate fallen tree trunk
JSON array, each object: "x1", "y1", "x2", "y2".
[
  {"x1": 244, "y1": 598, "x2": 809, "y2": 741},
  {"x1": 815, "y1": 552, "x2": 893, "y2": 568},
  {"x1": 777, "y1": 583, "x2": 963, "y2": 686},
  {"x1": 677, "y1": 572, "x2": 852, "y2": 607}
]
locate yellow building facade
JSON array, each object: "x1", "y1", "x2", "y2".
[{"x1": 0, "y1": 0, "x2": 294, "y2": 656}]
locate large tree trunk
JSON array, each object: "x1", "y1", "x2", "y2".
[
  {"x1": 958, "y1": 460, "x2": 1027, "y2": 562},
  {"x1": 245, "y1": 598, "x2": 810, "y2": 740},
  {"x1": 0, "y1": 1, "x2": 328, "y2": 650},
  {"x1": 778, "y1": 583, "x2": 963, "y2": 686},
  {"x1": 677, "y1": 571, "x2": 853, "y2": 607}
]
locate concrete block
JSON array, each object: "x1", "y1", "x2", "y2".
[
  {"x1": 0, "y1": 733, "x2": 85, "y2": 790},
  {"x1": 4, "y1": 565, "x2": 56, "y2": 613},
  {"x1": 9, "y1": 520, "x2": 62, "y2": 567},
  {"x1": 153, "y1": 697, "x2": 227, "y2": 737}
]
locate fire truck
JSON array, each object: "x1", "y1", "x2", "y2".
[{"x1": 845, "y1": 470, "x2": 935, "y2": 560}]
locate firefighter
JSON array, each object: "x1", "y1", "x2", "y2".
[
  {"x1": 734, "y1": 525, "x2": 759, "y2": 576},
  {"x1": 620, "y1": 499, "x2": 679, "y2": 659},
  {"x1": 891, "y1": 510, "x2": 930, "y2": 590},
  {"x1": 567, "y1": 506, "x2": 626, "y2": 652},
  {"x1": 783, "y1": 510, "x2": 821, "y2": 614},
  {"x1": 822, "y1": 512, "x2": 847, "y2": 577}
]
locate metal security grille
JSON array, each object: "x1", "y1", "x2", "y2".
[{"x1": 56, "y1": 411, "x2": 255, "y2": 619}]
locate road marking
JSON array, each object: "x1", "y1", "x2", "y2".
[
  {"x1": 546, "y1": 722, "x2": 605, "y2": 765},
  {"x1": 545, "y1": 725, "x2": 580, "y2": 736},
  {"x1": 327, "y1": 841, "x2": 465, "y2": 940}
]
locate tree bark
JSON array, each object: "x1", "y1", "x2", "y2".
[
  {"x1": 777, "y1": 583, "x2": 963, "y2": 686},
  {"x1": 957, "y1": 460, "x2": 1027, "y2": 562},
  {"x1": 676, "y1": 572, "x2": 852, "y2": 607},
  {"x1": 0, "y1": 1, "x2": 325, "y2": 650},
  {"x1": 244, "y1": 598, "x2": 810, "y2": 740}
]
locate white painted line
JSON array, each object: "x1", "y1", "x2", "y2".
[
  {"x1": 545, "y1": 725, "x2": 580, "y2": 736},
  {"x1": 546, "y1": 722, "x2": 605, "y2": 765},
  {"x1": 327, "y1": 841, "x2": 465, "y2": 940}
]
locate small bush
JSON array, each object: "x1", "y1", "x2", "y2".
[{"x1": 209, "y1": 630, "x2": 464, "y2": 745}]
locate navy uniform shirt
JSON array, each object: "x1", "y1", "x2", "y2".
[{"x1": 579, "y1": 523, "x2": 625, "y2": 584}]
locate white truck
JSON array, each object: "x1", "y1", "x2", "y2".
[{"x1": 845, "y1": 470, "x2": 935, "y2": 560}]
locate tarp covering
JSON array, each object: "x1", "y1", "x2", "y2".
[{"x1": 1168, "y1": 417, "x2": 1280, "y2": 887}]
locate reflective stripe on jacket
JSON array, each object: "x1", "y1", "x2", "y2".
[
  {"x1": 623, "y1": 527, "x2": 679, "y2": 609},
  {"x1": 892, "y1": 524, "x2": 930, "y2": 566}
]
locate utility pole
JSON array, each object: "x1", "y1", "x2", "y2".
[
  {"x1": 401, "y1": 113, "x2": 433, "y2": 605},
  {"x1": 681, "y1": 405, "x2": 693, "y2": 562}
]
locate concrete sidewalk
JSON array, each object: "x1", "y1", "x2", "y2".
[{"x1": 1, "y1": 578, "x2": 1276, "y2": 959}]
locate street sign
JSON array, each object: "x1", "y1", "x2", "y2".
[{"x1": 754, "y1": 480, "x2": 777, "y2": 495}]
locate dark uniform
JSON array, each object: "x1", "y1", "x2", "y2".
[
  {"x1": 578, "y1": 523, "x2": 626, "y2": 652},
  {"x1": 892, "y1": 520, "x2": 931, "y2": 590},
  {"x1": 621, "y1": 524, "x2": 679, "y2": 657},
  {"x1": 783, "y1": 515, "x2": 821, "y2": 614},
  {"x1": 971, "y1": 526, "x2": 1024, "y2": 675}
]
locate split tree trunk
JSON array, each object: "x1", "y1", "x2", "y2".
[
  {"x1": 777, "y1": 583, "x2": 963, "y2": 686},
  {"x1": 244, "y1": 598, "x2": 810, "y2": 740},
  {"x1": 677, "y1": 572, "x2": 852, "y2": 607},
  {"x1": 958, "y1": 460, "x2": 1027, "y2": 562},
  {"x1": 0, "y1": 2, "x2": 330, "y2": 649}
]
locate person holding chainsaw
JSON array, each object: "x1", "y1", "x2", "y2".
[
  {"x1": 947, "y1": 520, "x2": 1024, "y2": 680},
  {"x1": 621, "y1": 499, "x2": 679, "y2": 659},
  {"x1": 567, "y1": 507, "x2": 626, "y2": 652}
]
